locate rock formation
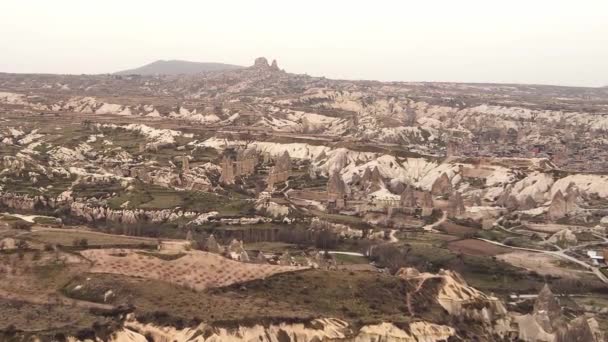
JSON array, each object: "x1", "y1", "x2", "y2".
[
  {"x1": 447, "y1": 191, "x2": 465, "y2": 217},
  {"x1": 555, "y1": 316, "x2": 595, "y2": 342},
  {"x1": 431, "y1": 173, "x2": 452, "y2": 196},
  {"x1": 400, "y1": 185, "x2": 416, "y2": 208},
  {"x1": 227, "y1": 239, "x2": 249, "y2": 262},
  {"x1": 356, "y1": 166, "x2": 384, "y2": 192},
  {"x1": 205, "y1": 234, "x2": 221, "y2": 253},
  {"x1": 548, "y1": 190, "x2": 567, "y2": 221},
  {"x1": 548, "y1": 229, "x2": 578, "y2": 247},
  {"x1": 267, "y1": 151, "x2": 291, "y2": 190},
  {"x1": 278, "y1": 251, "x2": 292, "y2": 266},
  {"x1": 220, "y1": 148, "x2": 257, "y2": 184},
  {"x1": 533, "y1": 284, "x2": 564, "y2": 333},
  {"x1": 471, "y1": 192, "x2": 482, "y2": 206},
  {"x1": 421, "y1": 191, "x2": 434, "y2": 216},
  {"x1": 180, "y1": 155, "x2": 189, "y2": 172},
  {"x1": 564, "y1": 182, "x2": 580, "y2": 213},
  {"x1": 548, "y1": 183, "x2": 581, "y2": 221},
  {"x1": 327, "y1": 172, "x2": 347, "y2": 210},
  {"x1": 0, "y1": 237, "x2": 16, "y2": 250},
  {"x1": 397, "y1": 268, "x2": 510, "y2": 333},
  {"x1": 521, "y1": 195, "x2": 537, "y2": 210},
  {"x1": 270, "y1": 59, "x2": 280, "y2": 71},
  {"x1": 253, "y1": 57, "x2": 270, "y2": 68},
  {"x1": 66, "y1": 315, "x2": 458, "y2": 342}
]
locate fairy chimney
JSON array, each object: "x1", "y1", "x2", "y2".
[
  {"x1": 206, "y1": 234, "x2": 222, "y2": 253},
  {"x1": 421, "y1": 191, "x2": 434, "y2": 216},
  {"x1": 253, "y1": 57, "x2": 270, "y2": 68},
  {"x1": 533, "y1": 284, "x2": 563, "y2": 333},
  {"x1": 548, "y1": 190, "x2": 567, "y2": 221},
  {"x1": 431, "y1": 173, "x2": 452, "y2": 196},
  {"x1": 400, "y1": 185, "x2": 417, "y2": 208},
  {"x1": 447, "y1": 192, "x2": 465, "y2": 217}
]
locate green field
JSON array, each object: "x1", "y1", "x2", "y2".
[
  {"x1": 332, "y1": 253, "x2": 370, "y2": 265},
  {"x1": 23, "y1": 229, "x2": 156, "y2": 247},
  {"x1": 107, "y1": 183, "x2": 254, "y2": 215}
]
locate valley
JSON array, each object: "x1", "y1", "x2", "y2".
[{"x1": 0, "y1": 58, "x2": 607, "y2": 341}]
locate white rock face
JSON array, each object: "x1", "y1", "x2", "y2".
[
  {"x1": 256, "y1": 199, "x2": 290, "y2": 218},
  {"x1": 98, "y1": 123, "x2": 191, "y2": 149},
  {"x1": 67, "y1": 316, "x2": 456, "y2": 342},
  {"x1": 0, "y1": 92, "x2": 27, "y2": 105},
  {"x1": 511, "y1": 172, "x2": 554, "y2": 203},
  {"x1": 551, "y1": 174, "x2": 608, "y2": 198}
]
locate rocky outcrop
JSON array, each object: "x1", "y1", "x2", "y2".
[
  {"x1": 447, "y1": 191, "x2": 465, "y2": 217},
  {"x1": 547, "y1": 229, "x2": 578, "y2": 247},
  {"x1": 270, "y1": 59, "x2": 280, "y2": 71},
  {"x1": 0, "y1": 237, "x2": 16, "y2": 250},
  {"x1": 310, "y1": 218, "x2": 363, "y2": 239},
  {"x1": 255, "y1": 198, "x2": 290, "y2": 218},
  {"x1": 431, "y1": 173, "x2": 451, "y2": 196},
  {"x1": 0, "y1": 192, "x2": 269, "y2": 228},
  {"x1": 327, "y1": 172, "x2": 347, "y2": 209},
  {"x1": 397, "y1": 268, "x2": 509, "y2": 334},
  {"x1": 220, "y1": 148, "x2": 257, "y2": 185},
  {"x1": 521, "y1": 195, "x2": 537, "y2": 210},
  {"x1": 548, "y1": 190, "x2": 567, "y2": 221},
  {"x1": 355, "y1": 166, "x2": 384, "y2": 192},
  {"x1": 533, "y1": 284, "x2": 563, "y2": 333},
  {"x1": 512, "y1": 284, "x2": 601, "y2": 341},
  {"x1": 227, "y1": 239, "x2": 249, "y2": 262},
  {"x1": 354, "y1": 321, "x2": 455, "y2": 342},
  {"x1": 66, "y1": 316, "x2": 456, "y2": 342},
  {"x1": 548, "y1": 184, "x2": 580, "y2": 221},
  {"x1": 400, "y1": 185, "x2": 416, "y2": 208},
  {"x1": 555, "y1": 316, "x2": 595, "y2": 342},
  {"x1": 267, "y1": 151, "x2": 291, "y2": 189},
  {"x1": 205, "y1": 234, "x2": 221, "y2": 253},
  {"x1": 421, "y1": 191, "x2": 434, "y2": 216},
  {"x1": 253, "y1": 57, "x2": 271, "y2": 69}
]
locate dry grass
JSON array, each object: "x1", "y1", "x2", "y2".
[
  {"x1": 496, "y1": 251, "x2": 592, "y2": 279},
  {"x1": 61, "y1": 268, "x2": 430, "y2": 328},
  {"x1": 23, "y1": 229, "x2": 157, "y2": 247}
]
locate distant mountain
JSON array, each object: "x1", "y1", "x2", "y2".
[{"x1": 115, "y1": 60, "x2": 243, "y2": 75}]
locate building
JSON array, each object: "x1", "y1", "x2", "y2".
[{"x1": 587, "y1": 250, "x2": 605, "y2": 266}]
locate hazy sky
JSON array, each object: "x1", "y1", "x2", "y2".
[{"x1": 1, "y1": 0, "x2": 607, "y2": 87}]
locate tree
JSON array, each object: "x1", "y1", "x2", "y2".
[
  {"x1": 240, "y1": 130, "x2": 256, "y2": 149},
  {"x1": 82, "y1": 119, "x2": 93, "y2": 130},
  {"x1": 16, "y1": 239, "x2": 28, "y2": 250}
]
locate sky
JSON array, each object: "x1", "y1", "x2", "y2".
[{"x1": 0, "y1": 0, "x2": 607, "y2": 87}]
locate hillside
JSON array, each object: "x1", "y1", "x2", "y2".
[{"x1": 114, "y1": 59, "x2": 243, "y2": 75}]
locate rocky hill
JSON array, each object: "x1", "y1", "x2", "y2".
[{"x1": 114, "y1": 59, "x2": 243, "y2": 75}]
